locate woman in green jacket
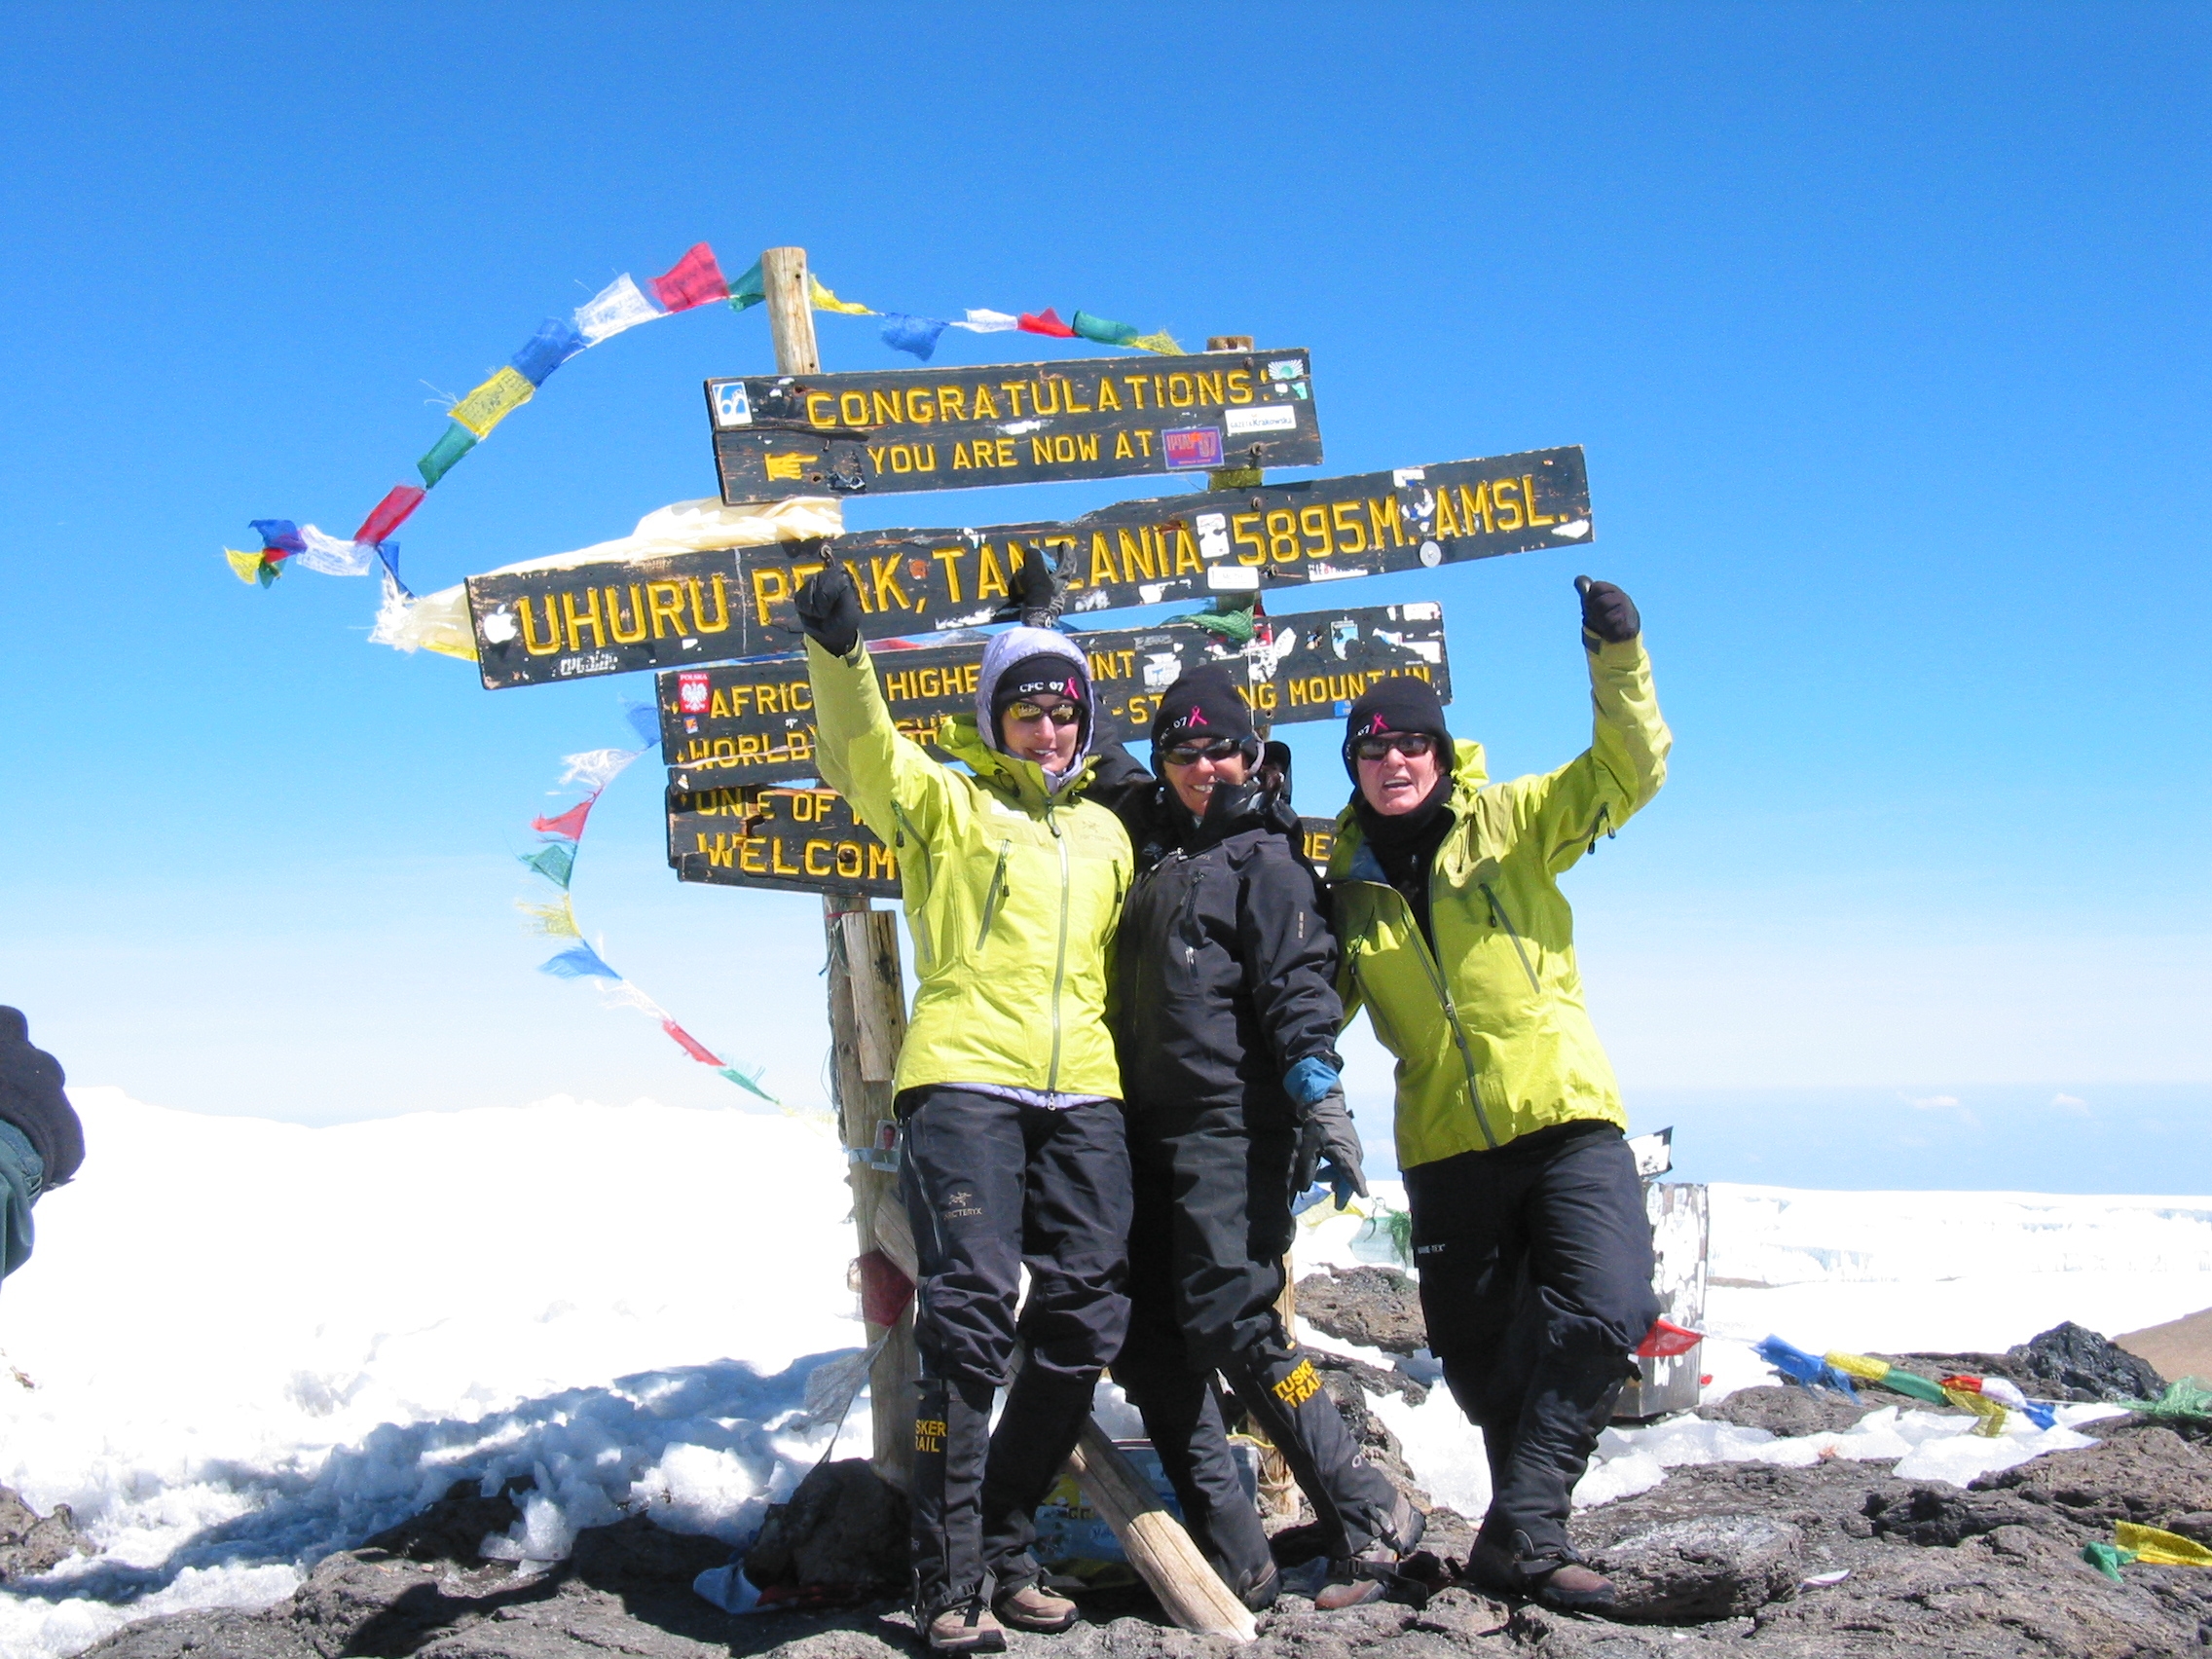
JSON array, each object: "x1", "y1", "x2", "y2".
[
  {"x1": 1328, "y1": 577, "x2": 1668, "y2": 1614},
  {"x1": 796, "y1": 560, "x2": 1134, "y2": 1653}
]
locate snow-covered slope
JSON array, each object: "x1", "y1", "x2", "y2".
[{"x1": 3, "y1": 1089, "x2": 2210, "y2": 1658}]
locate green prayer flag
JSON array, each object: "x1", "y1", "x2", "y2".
[
  {"x1": 418, "y1": 421, "x2": 477, "y2": 488},
  {"x1": 519, "y1": 844, "x2": 574, "y2": 888},
  {"x1": 726, "y1": 260, "x2": 765, "y2": 313},
  {"x1": 2083, "y1": 1541, "x2": 2137, "y2": 1582},
  {"x1": 1071, "y1": 310, "x2": 1140, "y2": 346},
  {"x1": 1878, "y1": 1368, "x2": 1954, "y2": 1407}
]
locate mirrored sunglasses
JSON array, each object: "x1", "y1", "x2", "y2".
[
  {"x1": 1351, "y1": 731, "x2": 1438, "y2": 762},
  {"x1": 1006, "y1": 699, "x2": 1084, "y2": 727}
]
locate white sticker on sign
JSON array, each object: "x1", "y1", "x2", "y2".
[
  {"x1": 1223, "y1": 404, "x2": 1299, "y2": 436},
  {"x1": 1206, "y1": 566, "x2": 1261, "y2": 592},
  {"x1": 1195, "y1": 512, "x2": 1231, "y2": 560},
  {"x1": 713, "y1": 383, "x2": 753, "y2": 426}
]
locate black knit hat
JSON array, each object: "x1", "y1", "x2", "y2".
[
  {"x1": 1150, "y1": 665, "x2": 1257, "y2": 753},
  {"x1": 1341, "y1": 677, "x2": 1453, "y2": 780},
  {"x1": 991, "y1": 650, "x2": 1090, "y2": 746}
]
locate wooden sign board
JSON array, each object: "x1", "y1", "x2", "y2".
[
  {"x1": 660, "y1": 604, "x2": 1451, "y2": 790},
  {"x1": 670, "y1": 775, "x2": 1344, "y2": 902},
  {"x1": 466, "y1": 446, "x2": 1584, "y2": 689},
  {"x1": 706, "y1": 350, "x2": 1322, "y2": 501}
]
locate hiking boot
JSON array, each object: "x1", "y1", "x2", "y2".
[
  {"x1": 925, "y1": 1600, "x2": 1007, "y2": 1653},
  {"x1": 992, "y1": 1582, "x2": 1080, "y2": 1633},
  {"x1": 1464, "y1": 1538, "x2": 1616, "y2": 1612},
  {"x1": 1312, "y1": 1491, "x2": 1429, "y2": 1610},
  {"x1": 1238, "y1": 1563, "x2": 1281, "y2": 1612}
]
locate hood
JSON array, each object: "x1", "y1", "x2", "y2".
[
  {"x1": 974, "y1": 625, "x2": 1094, "y2": 794},
  {"x1": 1330, "y1": 737, "x2": 1491, "y2": 879}
]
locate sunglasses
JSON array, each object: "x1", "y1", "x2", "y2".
[
  {"x1": 1351, "y1": 732, "x2": 1438, "y2": 762},
  {"x1": 1005, "y1": 699, "x2": 1084, "y2": 727},
  {"x1": 1161, "y1": 737, "x2": 1250, "y2": 766}
]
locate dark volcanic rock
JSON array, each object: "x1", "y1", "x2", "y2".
[
  {"x1": 1887, "y1": 1321, "x2": 2167, "y2": 1407},
  {"x1": 1863, "y1": 1485, "x2": 2054, "y2": 1547},
  {"x1": 1590, "y1": 1514, "x2": 1802, "y2": 1623},
  {"x1": 743, "y1": 1458, "x2": 907, "y2": 1592},
  {"x1": 1972, "y1": 1419, "x2": 2212, "y2": 1531},
  {"x1": 359, "y1": 1476, "x2": 527, "y2": 1564},
  {"x1": 1296, "y1": 1267, "x2": 1428, "y2": 1356},
  {"x1": 0, "y1": 1484, "x2": 96, "y2": 1579},
  {"x1": 1695, "y1": 1384, "x2": 1872, "y2": 1438}
]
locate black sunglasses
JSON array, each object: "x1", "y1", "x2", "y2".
[
  {"x1": 1161, "y1": 737, "x2": 1251, "y2": 766},
  {"x1": 1350, "y1": 732, "x2": 1439, "y2": 762}
]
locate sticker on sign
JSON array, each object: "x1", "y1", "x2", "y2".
[
  {"x1": 1162, "y1": 426, "x2": 1225, "y2": 469},
  {"x1": 1224, "y1": 404, "x2": 1299, "y2": 436}
]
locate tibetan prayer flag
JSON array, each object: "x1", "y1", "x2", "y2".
[
  {"x1": 880, "y1": 313, "x2": 948, "y2": 361},
  {"x1": 1636, "y1": 1318, "x2": 1704, "y2": 1358},
  {"x1": 718, "y1": 1064, "x2": 777, "y2": 1103},
  {"x1": 725, "y1": 260, "x2": 764, "y2": 313},
  {"x1": 517, "y1": 896, "x2": 581, "y2": 939},
  {"x1": 1129, "y1": 329, "x2": 1184, "y2": 355},
  {"x1": 224, "y1": 547, "x2": 265, "y2": 584},
  {"x1": 519, "y1": 844, "x2": 574, "y2": 887},
  {"x1": 956, "y1": 309, "x2": 1017, "y2": 332},
  {"x1": 532, "y1": 795, "x2": 597, "y2": 840},
  {"x1": 1018, "y1": 307, "x2": 1077, "y2": 338},
  {"x1": 1971, "y1": 1377, "x2": 2056, "y2": 1429},
  {"x1": 1940, "y1": 1385, "x2": 2009, "y2": 1437},
  {"x1": 574, "y1": 273, "x2": 664, "y2": 343},
  {"x1": 540, "y1": 942, "x2": 619, "y2": 980},
  {"x1": 250, "y1": 519, "x2": 306, "y2": 555},
  {"x1": 809, "y1": 276, "x2": 874, "y2": 315},
  {"x1": 648, "y1": 242, "x2": 728, "y2": 313},
  {"x1": 418, "y1": 420, "x2": 477, "y2": 487},
  {"x1": 1070, "y1": 310, "x2": 1139, "y2": 347},
  {"x1": 1757, "y1": 1336, "x2": 1860, "y2": 1399},
  {"x1": 447, "y1": 368, "x2": 535, "y2": 439},
  {"x1": 510, "y1": 317, "x2": 588, "y2": 387},
  {"x1": 298, "y1": 526, "x2": 375, "y2": 576},
  {"x1": 2083, "y1": 1540, "x2": 2136, "y2": 1581},
  {"x1": 660, "y1": 1018, "x2": 724, "y2": 1066},
  {"x1": 559, "y1": 748, "x2": 643, "y2": 791},
  {"x1": 2118, "y1": 1522, "x2": 2212, "y2": 1567},
  {"x1": 257, "y1": 557, "x2": 282, "y2": 587},
  {"x1": 620, "y1": 700, "x2": 660, "y2": 747},
  {"x1": 352, "y1": 486, "x2": 425, "y2": 547},
  {"x1": 375, "y1": 540, "x2": 407, "y2": 597}
]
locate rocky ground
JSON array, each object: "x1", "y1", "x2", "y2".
[{"x1": 47, "y1": 1277, "x2": 2212, "y2": 1659}]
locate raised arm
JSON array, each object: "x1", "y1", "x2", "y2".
[{"x1": 796, "y1": 562, "x2": 953, "y2": 840}]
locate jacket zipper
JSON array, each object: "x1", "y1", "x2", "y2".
[
  {"x1": 1480, "y1": 882, "x2": 1543, "y2": 994},
  {"x1": 1348, "y1": 878, "x2": 1498, "y2": 1151},
  {"x1": 975, "y1": 842, "x2": 1011, "y2": 950},
  {"x1": 893, "y1": 804, "x2": 935, "y2": 970},
  {"x1": 1047, "y1": 807, "x2": 1070, "y2": 1091},
  {"x1": 1552, "y1": 801, "x2": 1612, "y2": 863}
]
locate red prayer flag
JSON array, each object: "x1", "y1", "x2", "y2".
[
  {"x1": 352, "y1": 485, "x2": 426, "y2": 547},
  {"x1": 1018, "y1": 307, "x2": 1078, "y2": 338},
  {"x1": 660, "y1": 1018, "x2": 725, "y2": 1066},
  {"x1": 1635, "y1": 1318, "x2": 1705, "y2": 1358},
  {"x1": 648, "y1": 242, "x2": 729, "y2": 313},
  {"x1": 531, "y1": 794, "x2": 597, "y2": 840},
  {"x1": 858, "y1": 1248, "x2": 915, "y2": 1327}
]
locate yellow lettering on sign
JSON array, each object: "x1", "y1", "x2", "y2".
[
  {"x1": 1133, "y1": 429, "x2": 1153, "y2": 457},
  {"x1": 1113, "y1": 431, "x2": 1133, "y2": 460},
  {"x1": 932, "y1": 546, "x2": 965, "y2": 604},
  {"x1": 1171, "y1": 527, "x2": 1201, "y2": 575},
  {"x1": 936, "y1": 387, "x2": 967, "y2": 421},
  {"x1": 1226, "y1": 369, "x2": 1253, "y2": 404},
  {"x1": 951, "y1": 442, "x2": 974, "y2": 469},
  {"x1": 771, "y1": 840, "x2": 799, "y2": 876},
  {"x1": 1122, "y1": 375, "x2": 1151, "y2": 410},
  {"x1": 995, "y1": 438, "x2": 1014, "y2": 466},
  {"x1": 1457, "y1": 482, "x2": 1494, "y2": 534},
  {"x1": 1030, "y1": 379, "x2": 1060, "y2": 416},
  {"x1": 805, "y1": 392, "x2": 835, "y2": 427},
  {"x1": 1233, "y1": 513, "x2": 1267, "y2": 566},
  {"x1": 740, "y1": 836, "x2": 767, "y2": 873},
  {"x1": 518, "y1": 595, "x2": 561, "y2": 656},
  {"x1": 1062, "y1": 378, "x2": 1092, "y2": 414},
  {"x1": 1193, "y1": 370, "x2": 1224, "y2": 406},
  {"x1": 804, "y1": 841, "x2": 833, "y2": 876},
  {"x1": 1095, "y1": 378, "x2": 1123, "y2": 412},
  {"x1": 906, "y1": 389, "x2": 935, "y2": 424},
  {"x1": 1266, "y1": 510, "x2": 1300, "y2": 564},
  {"x1": 867, "y1": 842, "x2": 898, "y2": 881},
  {"x1": 1119, "y1": 529, "x2": 1153, "y2": 581},
  {"x1": 1331, "y1": 500, "x2": 1367, "y2": 554},
  {"x1": 1370, "y1": 496, "x2": 1404, "y2": 548},
  {"x1": 1166, "y1": 372, "x2": 1194, "y2": 408},
  {"x1": 750, "y1": 567, "x2": 789, "y2": 628},
  {"x1": 606, "y1": 585, "x2": 648, "y2": 644},
  {"x1": 1088, "y1": 533, "x2": 1117, "y2": 587},
  {"x1": 765, "y1": 454, "x2": 807, "y2": 482},
  {"x1": 689, "y1": 575, "x2": 731, "y2": 634},
  {"x1": 647, "y1": 580, "x2": 688, "y2": 639},
  {"x1": 977, "y1": 544, "x2": 1010, "y2": 601},
  {"x1": 998, "y1": 382, "x2": 1029, "y2": 418},
  {"x1": 836, "y1": 841, "x2": 864, "y2": 879},
  {"x1": 868, "y1": 447, "x2": 889, "y2": 475},
  {"x1": 1522, "y1": 473, "x2": 1556, "y2": 528},
  {"x1": 872, "y1": 389, "x2": 904, "y2": 426},
  {"x1": 970, "y1": 385, "x2": 999, "y2": 419},
  {"x1": 869, "y1": 556, "x2": 910, "y2": 612},
  {"x1": 838, "y1": 391, "x2": 871, "y2": 427},
  {"x1": 1030, "y1": 437, "x2": 1053, "y2": 465},
  {"x1": 1300, "y1": 505, "x2": 1330, "y2": 556},
  {"x1": 1078, "y1": 432, "x2": 1098, "y2": 461},
  {"x1": 1491, "y1": 477, "x2": 1524, "y2": 532},
  {"x1": 562, "y1": 587, "x2": 606, "y2": 651}
]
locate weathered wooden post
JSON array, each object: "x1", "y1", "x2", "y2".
[{"x1": 760, "y1": 246, "x2": 920, "y2": 1493}]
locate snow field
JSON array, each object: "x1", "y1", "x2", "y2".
[{"x1": 3, "y1": 1096, "x2": 2211, "y2": 1657}]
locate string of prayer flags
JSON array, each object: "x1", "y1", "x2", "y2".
[
  {"x1": 1636, "y1": 1319, "x2": 1706, "y2": 1359},
  {"x1": 1944, "y1": 1374, "x2": 2058, "y2": 1431},
  {"x1": 1772, "y1": 1338, "x2": 2069, "y2": 1434},
  {"x1": 1825, "y1": 1350, "x2": 1951, "y2": 1407},
  {"x1": 235, "y1": 237, "x2": 1191, "y2": 595},
  {"x1": 1755, "y1": 1336, "x2": 1862, "y2": 1400},
  {"x1": 515, "y1": 719, "x2": 780, "y2": 1104},
  {"x1": 2084, "y1": 1523, "x2": 2212, "y2": 1582}
]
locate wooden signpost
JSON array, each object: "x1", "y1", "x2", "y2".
[
  {"x1": 462, "y1": 447, "x2": 1585, "y2": 688},
  {"x1": 706, "y1": 350, "x2": 1322, "y2": 500},
  {"x1": 656, "y1": 602, "x2": 1451, "y2": 792}
]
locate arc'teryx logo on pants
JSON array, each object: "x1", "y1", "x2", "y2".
[
  {"x1": 1272, "y1": 1358, "x2": 1321, "y2": 1407},
  {"x1": 941, "y1": 1188, "x2": 982, "y2": 1220}
]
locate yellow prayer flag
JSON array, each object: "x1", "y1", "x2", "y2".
[
  {"x1": 2118, "y1": 1523, "x2": 2212, "y2": 1567},
  {"x1": 516, "y1": 896, "x2": 580, "y2": 939},
  {"x1": 224, "y1": 547, "x2": 266, "y2": 584},
  {"x1": 1129, "y1": 330, "x2": 1185, "y2": 355},
  {"x1": 764, "y1": 453, "x2": 808, "y2": 482},
  {"x1": 449, "y1": 366, "x2": 535, "y2": 439},
  {"x1": 1941, "y1": 1386, "x2": 2009, "y2": 1437},
  {"x1": 809, "y1": 276, "x2": 875, "y2": 315},
  {"x1": 1824, "y1": 1351, "x2": 1891, "y2": 1382}
]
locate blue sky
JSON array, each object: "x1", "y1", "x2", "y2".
[{"x1": 0, "y1": 3, "x2": 2204, "y2": 1190}]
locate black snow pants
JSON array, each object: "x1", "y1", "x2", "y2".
[
  {"x1": 1404, "y1": 1122, "x2": 1658, "y2": 1567},
  {"x1": 1113, "y1": 1097, "x2": 1405, "y2": 1598},
  {"x1": 897, "y1": 1086, "x2": 1133, "y2": 1615}
]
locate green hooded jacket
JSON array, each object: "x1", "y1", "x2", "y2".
[
  {"x1": 1327, "y1": 637, "x2": 1670, "y2": 1170},
  {"x1": 807, "y1": 636, "x2": 1133, "y2": 1099}
]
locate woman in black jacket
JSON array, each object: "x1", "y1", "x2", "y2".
[{"x1": 1099, "y1": 667, "x2": 1422, "y2": 1610}]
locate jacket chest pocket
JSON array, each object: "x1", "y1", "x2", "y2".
[{"x1": 974, "y1": 840, "x2": 1014, "y2": 951}]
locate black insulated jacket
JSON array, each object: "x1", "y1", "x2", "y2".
[{"x1": 1107, "y1": 774, "x2": 1346, "y2": 1122}]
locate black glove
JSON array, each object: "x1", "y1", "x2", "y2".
[
  {"x1": 793, "y1": 558, "x2": 862, "y2": 657},
  {"x1": 1292, "y1": 1092, "x2": 1369, "y2": 1209},
  {"x1": 1575, "y1": 574, "x2": 1640, "y2": 645},
  {"x1": 1016, "y1": 542, "x2": 1064, "y2": 629}
]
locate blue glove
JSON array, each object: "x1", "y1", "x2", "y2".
[{"x1": 1284, "y1": 1055, "x2": 1341, "y2": 1112}]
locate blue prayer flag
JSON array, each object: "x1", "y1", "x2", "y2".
[
  {"x1": 880, "y1": 313, "x2": 949, "y2": 361},
  {"x1": 510, "y1": 317, "x2": 589, "y2": 387}
]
